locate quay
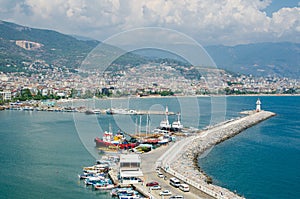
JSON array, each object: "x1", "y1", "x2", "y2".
[
  {"x1": 4, "y1": 103, "x2": 176, "y2": 115},
  {"x1": 155, "y1": 110, "x2": 275, "y2": 199}
]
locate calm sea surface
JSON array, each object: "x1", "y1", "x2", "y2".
[{"x1": 0, "y1": 96, "x2": 299, "y2": 199}]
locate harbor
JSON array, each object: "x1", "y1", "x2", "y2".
[
  {"x1": 78, "y1": 99, "x2": 276, "y2": 199},
  {"x1": 1, "y1": 96, "x2": 298, "y2": 199}
]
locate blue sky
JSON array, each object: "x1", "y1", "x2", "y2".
[
  {"x1": 0, "y1": 0, "x2": 299, "y2": 45},
  {"x1": 264, "y1": 0, "x2": 299, "y2": 15}
]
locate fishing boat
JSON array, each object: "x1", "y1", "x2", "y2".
[
  {"x1": 92, "y1": 178, "x2": 115, "y2": 190},
  {"x1": 78, "y1": 172, "x2": 98, "y2": 180},
  {"x1": 83, "y1": 164, "x2": 110, "y2": 173},
  {"x1": 94, "y1": 183, "x2": 115, "y2": 190},
  {"x1": 95, "y1": 127, "x2": 138, "y2": 149},
  {"x1": 118, "y1": 190, "x2": 140, "y2": 199},
  {"x1": 111, "y1": 188, "x2": 140, "y2": 198},
  {"x1": 85, "y1": 176, "x2": 105, "y2": 186}
]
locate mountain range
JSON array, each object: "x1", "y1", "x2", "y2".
[
  {"x1": 0, "y1": 20, "x2": 299, "y2": 79},
  {"x1": 205, "y1": 43, "x2": 300, "y2": 79}
]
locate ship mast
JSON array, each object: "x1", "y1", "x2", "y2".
[{"x1": 165, "y1": 106, "x2": 169, "y2": 125}]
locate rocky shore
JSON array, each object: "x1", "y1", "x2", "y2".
[{"x1": 168, "y1": 110, "x2": 276, "y2": 199}]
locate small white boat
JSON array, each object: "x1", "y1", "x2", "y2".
[
  {"x1": 93, "y1": 183, "x2": 115, "y2": 190},
  {"x1": 84, "y1": 176, "x2": 105, "y2": 185},
  {"x1": 160, "y1": 106, "x2": 171, "y2": 129},
  {"x1": 172, "y1": 113, "x2": 183, "y2": 131}
]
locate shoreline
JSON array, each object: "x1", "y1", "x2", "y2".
[
  {"x1": 158, "y1": 110, "x2": 276, "y2": 199},
  {"x1": 57, "y1": 93, "x2": 300, "y2": 103}
]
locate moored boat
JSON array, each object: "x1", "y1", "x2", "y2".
[
  {"x1": 85, "y1": 176, "x2": 105, "y2": 185},
  {"x1": 93, "y1": 183, "x2": 115, "y2": 190},
  {"x1": 171, "y1": 112, "x2": 183, "y2": 131},
  {"x1": 106, "y1": 108, "x2": 137, "y2": 115},
  {"x1": 111, "y1": 187, "x2": 140, "y2": 198},
  {"x1": 95, "y1": 129, "x2": 138, "y2": 149},
  {"x1": 159, "y1": 106, "x2": 171, "y2": 130}
]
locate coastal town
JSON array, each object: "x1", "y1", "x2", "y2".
[{"x1": 0, "y1": 63, "x2": 299, "y2": 104}]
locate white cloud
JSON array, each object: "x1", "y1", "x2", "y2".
[{"x1": 0, "y1": 0, "x2": 299, "y2": 45}]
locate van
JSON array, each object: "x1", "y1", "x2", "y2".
[
  {"x1": 169, "y1": 177, "x2": 180, "y2": 188},
  {"x1": 179, "y1": 184, "x2": 190, "y2": 192}
]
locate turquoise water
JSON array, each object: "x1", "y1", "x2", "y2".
[
  {"x1": 199, "y1": 96, "x2": 300, "y2": 199},
  {"x1": 0, "y1": 96, "x2": 299, "y2": 199},
  {"x1": 0, "y1": 111, "x2": 111, "y2": 199}
]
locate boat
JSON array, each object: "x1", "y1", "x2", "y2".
[
  {"x1": 111, "y1": 188, "x2": 132, "y2": 197},
  {"x1": 95, "y1": 129, "x2": 138, "y2": 150},
  {"x1": 98, "y1": 146, "x2": 120, "y2": 153},
  {"x1": 118, "y1": 190, "x2": 140, "y2": 199},
  {"x1": 94, "y1": 183, "x2": 115, "y2": 190},
  {"x1": 159, "y1": 106, "x2": 171, "y2": 130},
  {"x1": 82, "y1": 167, "x2": 108, "y2": 174},
  {"x1": 85, "y1": 176, "x2": 105, "y2": 185},
  {"x1": 78, "y1": 172, "x2": 95, "y2": 180},
  {"x1": 111, "y1": 188, "x2": 140, "y2": 198},
  {"x1": 153, "y1": 128, "x2": 169, "y2": 134},
  {"x1": 157, "y1": 138, "x2": 170, "y2": 144},
  {"x1": 106, "y1": 108, "x2": 137, "y2": 115},
  {"x1": 171, "y1": 113, "x2": 183, "y2": 131}
]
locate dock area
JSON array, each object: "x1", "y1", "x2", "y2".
[
  {"x1": 79, "y1": 109, "x2": 275, "y2": 199},
  {"x1": 155, "y1": 110, "x2": 275, "y2": 199}
]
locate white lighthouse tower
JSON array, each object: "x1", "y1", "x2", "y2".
[{"x1": 256, "y1": 98, "x2": 261, "y2": 112}]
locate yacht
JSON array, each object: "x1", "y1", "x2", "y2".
[
  {"x1": 160, "y1": 106, "x2": 171, "y2": 130},
  {"x1": 172, "y1": 113, "x2": 183, "y2": 131}
]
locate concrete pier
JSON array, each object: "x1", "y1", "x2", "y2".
[{"x1": 158, "y1": 110, "x2": 276, "y2": 199}]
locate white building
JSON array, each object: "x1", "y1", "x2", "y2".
[
  {"x1": 119, "y1": 154, "x2": 143, "y2": 184},
  {"x1": 0, "y1": 91, "x2": 12, "y2": 101}
]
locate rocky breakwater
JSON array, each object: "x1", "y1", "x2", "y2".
[{"x1": 170, "y1": 110, "x2": 276, "y2": 199}]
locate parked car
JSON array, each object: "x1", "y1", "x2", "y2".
[
  {"x1": 150, "y1": 185, "x2": 161, "y2": 190},
  {"x1": 146, "y1": 181, "x2": 159, "y2": 187},
  {"x1": 157, "y1": 172, "x2": 164, "y2": 178},
  {"x1": 179, "y1": 183, "x2": 190, "y2": 192},
  {"x1": 170, "y1": 195, "x2": 184, "y2": 199},
  {"x1": 159, "y1": 190, "x2": 172, "y2": 196}
]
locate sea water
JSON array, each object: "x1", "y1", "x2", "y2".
[
  {"x1": 199, "y1": 96, "x2": 300, "y2": 199},
  {"x1": 0, "y1": 96, "x2": 299, "y2": 199}
]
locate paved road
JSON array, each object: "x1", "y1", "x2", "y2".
[{"x1": 140, "y1": 143, "x2": 204, "y2": 199}]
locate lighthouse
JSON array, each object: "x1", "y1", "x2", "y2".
[{"x1": 256, "y1": 98, "x2": 261, "y2": 112}]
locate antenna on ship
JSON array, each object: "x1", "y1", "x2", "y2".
[
  {"x1": 139, "y1": 115, "x2": 142, "y2": 137},
  {"x1": 146, "y1": 114, "x2": 149, "y2": 137},
  {"x1": 135, "y1": 117, "x2": 138, "y2": 135},
  {"x1": 166, "y1": 105, "x2": 169, "y2": 125}
]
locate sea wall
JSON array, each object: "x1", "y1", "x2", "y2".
[{"x1": 161, "y1": 110, "x2": 276, "y2": 199}]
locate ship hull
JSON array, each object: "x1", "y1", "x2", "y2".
[{"x1": 94, "y1": 137, "x2": 138, "y2": 149}]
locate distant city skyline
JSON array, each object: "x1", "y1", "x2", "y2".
[{"x1": 0, "y1": 0, "x2": 299, "y2": 46}]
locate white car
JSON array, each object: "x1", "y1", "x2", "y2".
[
  {"x1": 150, "y1": 185, "x2": 161, "y2": 190},
  {"x1": 159, "y1": 190, "x2": 172, "y2": 196},
  {"x1": 157, "y1": 172, "x2": 164, "y2": 178}
]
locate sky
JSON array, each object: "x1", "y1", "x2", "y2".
[{"x1": 0, "y1": 0, "x2": 299, "y2": 46}]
